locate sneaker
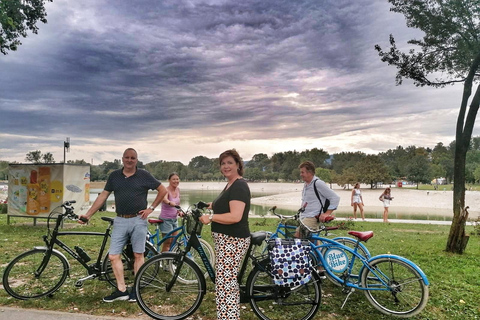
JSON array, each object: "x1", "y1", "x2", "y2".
[
  {"x1": 128, "y1": 288, "x2": 137, "y2": 302},
  {"x1": 103, "y1": 289, "x2": 129, "y2": 302}
]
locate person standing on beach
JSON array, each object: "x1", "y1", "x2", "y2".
[
  {"x1": 79, "y1": 148, "x2": 167, "y2": 302},
  {"x1": 199, "y1": 149, "x2": 251, "y2": 320},
  {"x1": 159, "y1": 172, "x2": 181, "y2": 252},
  {"x1": 351, "y1": 182, "x2": 365, "y2": 220},
  {"x1": 297, "y1": 161, "x2": 340, "y2": 235},
  {"x1": 379, "y1": 187, "x2": 393, "y2": 223}
]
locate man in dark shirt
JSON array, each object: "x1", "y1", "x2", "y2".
[{"x1": 80, "y1": 148, "x2": 167, "y2": 302}]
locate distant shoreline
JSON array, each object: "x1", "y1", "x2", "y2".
[{"x1": 88, "y1": 181, "x2": 480, "y2": 219}]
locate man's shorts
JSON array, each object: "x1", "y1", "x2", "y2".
[
  {"x1": 296, "y1": 217, "x2": 319, "y2": 238},
  {"x1": 159, "y1": 218, "x2": 178, "y2": 234},
  {"x1": 109, "y1": 216, "x2": 148, "y2": 255}
]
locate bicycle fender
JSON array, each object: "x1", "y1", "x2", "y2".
[
  {"x1": 363, "y1": 254, "x2": 429, "y2": 285},
  {"x1": 331, "y1": 237, "x2": 372, "y2": 258},
  {"x1": 34, "y1": 246, "x2": 71, "y2": 276}
]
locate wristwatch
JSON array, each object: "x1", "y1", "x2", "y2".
[
  {"x1": 148, "y1": 206, "x2": 155, "y2": 211},
  {"x1": 209, "y1": 213, "x2": 213, "y2": 223}
]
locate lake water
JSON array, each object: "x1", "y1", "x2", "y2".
[
  {"x1": 90, "y1": 188, "x2": 452, "y2": 221},
  {"x1": 90, "y1": 189, "x2": 283, "y2": 217}
]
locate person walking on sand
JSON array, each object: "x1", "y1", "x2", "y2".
[
  {"x1": 79, "y1": 148, "x2": 167, "y2": 303},
  {"x1": 351, "y1": 182, "x2": 365, "y2": 220},
  {"x1": 379, "y1": 187, "x2": 393, "y2": 223}
]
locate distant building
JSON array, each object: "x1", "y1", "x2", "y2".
[{"x1": 431, "y1": 178, "x2": 447, "y2": 185}]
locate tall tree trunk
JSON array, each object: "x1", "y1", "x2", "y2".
[
  {"x1": 446, "y1": 145, "x2": 469, "y2": 253},
  {"x1": 446, "y1": 80, "x2": 480, "y2": 253}
]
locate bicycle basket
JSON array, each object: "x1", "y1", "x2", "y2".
[
  {"x1": 184, "y1": 214, "x2": 203, "y2": 235},
  {"x1": 284, "y1": 219, "x2": 299, "y2": 238},
  {"x1": 267, "y1": 238, "x2": 312, "y2": 287}
]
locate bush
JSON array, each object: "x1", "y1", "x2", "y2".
[
  {"x1": 472, "y1": 216, "x2": 480, "y2": 236},
  {"x1": 0, "y1": 203, "x2": 6, "y2": 214}
]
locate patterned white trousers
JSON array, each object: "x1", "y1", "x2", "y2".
[{"x1": 212, "y1": 232, "x2": 250, "y2": 320}]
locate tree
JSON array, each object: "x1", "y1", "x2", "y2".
[
  {"x1": 355, "y1": 155, "x2": 391, "y2": 189},
  {"x1": 334, "y1": 167, "x2": 358, "y2": 190},
  {"x1": 25, "y1": 150, "x2": 41, "y2": 163},
  {"x1": 406, "y1": 155, "x2": 431, "y2": 189},
  {"x1": 331, "y1": 151, "x2": 366, "y2": 174},
  {"x1": 247, "y1": 153, "x2": 270, "y2": 170},
  {"x1": 188, "y1": 156, "x2": 215, "y2": 180},
  {"x1": 0, "y1": 0, "x2": 53, "y2": 55},
  {"x1": 474, "y1": 165, "x2": 480, "y2": 183},
  {"x1": 315, "y1": 167, "x2": 332, "y2": 183},
  {"x1": 42, "y1": 152, "x2": 55, "y2": 163},
  {"x1": 0, "y1": 160, "x2": 8, "y2": 180},
  {"x1": 25, "y1": 150, "x2": 55, "y2": 163},
  {"x1": 375, "y1": 0, "x2": 480, "y2": 253}
]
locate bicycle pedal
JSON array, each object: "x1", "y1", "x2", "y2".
[{"x1": 75, "y1": 281, "x2": 84, "y2": 288}]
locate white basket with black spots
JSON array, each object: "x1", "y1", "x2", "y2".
[{"x1": 268, "y1": 238, "x2": 312, "y2": 287}]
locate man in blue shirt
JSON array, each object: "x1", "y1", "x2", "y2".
[{"x1": 80, "y1": 148, "x2": 167, "y2": 302}]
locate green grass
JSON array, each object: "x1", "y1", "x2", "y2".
[{"x1": 0, "y1": 213, "x2": 479, "y2": 320}]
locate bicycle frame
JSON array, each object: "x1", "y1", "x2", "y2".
[
  {"x1": 308, "y1": 234, "x2": 429, "y2": 290},
  {"x1": 165, "y1": 208, "x2": 265, "y2": 300},
  {"x1": 148, "y1": 211, "x2": 206, "y2": 253},
  {"x1": 38, "y1": 212, "x2": 114, "y2": 282}
]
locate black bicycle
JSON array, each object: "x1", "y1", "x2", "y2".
[
  {"x1": 134, "y1": 201, "x2": 323, "y2": 320},
  {"x1": 2, "y1": 200, "x2": 157, "y2": 300}
]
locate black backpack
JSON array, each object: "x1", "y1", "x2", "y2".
[{"x1": 313, "y1": 179, "x2": 330, "y2": 216}]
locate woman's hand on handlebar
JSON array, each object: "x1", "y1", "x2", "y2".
[{"x1": 198, "y1": 214, "x2": 210, "y2": 225}]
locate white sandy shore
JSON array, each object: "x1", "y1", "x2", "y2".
[{"x1": 178, "y1": 181, "x2": 480, "y2": 220}]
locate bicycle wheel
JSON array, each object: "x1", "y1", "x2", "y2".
[
  {"x1": 171, "y1": 238, "x2": 215, "y2": 281},
  {"x1": 135, "y1": 253, "x2": 206, "y2": 320},
  {"x1": 103, "y1": 241, "x2": 158, "y2": 288},
  {"x1": 3, "y1": 248, "x2": 69, "y2": 300},
  {"x1": 361, "y1": 257, "x2": 429, "y2": 318},
  {"x1": 247, "y1": 260, "x2": 322, "y2": 320},
  {"x1": 322, "y1": 237, "x2": 370, "y2": 286}
]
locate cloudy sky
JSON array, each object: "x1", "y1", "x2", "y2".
[{"x1": 0, "y1": 0, "x2": 470, "y2": 165}]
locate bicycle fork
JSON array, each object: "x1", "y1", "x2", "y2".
[{"x1": 165, "y1": 255, "x2": 186, "y2": 292}]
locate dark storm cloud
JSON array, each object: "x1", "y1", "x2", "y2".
[{"x1": 0, "y1": 0, "x2": 464, "y2": 163}]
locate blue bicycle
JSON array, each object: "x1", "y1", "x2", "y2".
[
  {"x1": 297, "y1": 216, "x2": 429, "y2": 317},
  {"x1": 266, "y1": 206, "x2": 372, "y2": 285}
]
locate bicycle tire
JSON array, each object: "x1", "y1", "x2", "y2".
[
  {"x1": 135, "y1": 253, "x2": 206, "y2": 320},
  {"x1": 322, "y1": 237, "x2": 370, "y2": 286},
  {"x1": 3, "y1": 248, "x2": 69, "y2": 300},
  {"x1": 103, "y1": 241, "x2": 158, "y2": 288},
  {"x1": 361, "y1": 256, "x2": 429, "y2": 318},
  {"x1": 171, "y1": 238, "x2": 215, "y2": 281},
  {"x1": 247, "y1": 259, "x2": 322, "y2": 320}
]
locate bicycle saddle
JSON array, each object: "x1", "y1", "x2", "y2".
[
  {"x1": 101, "y1": 217, "x2": 114, "y2": 224},
  {"x1": 250, "y1": 231, "x2": 267, "y2": 246},
  {"x1": 148, "y1": 218, "x2": 164, "y2": 224},
  {"x1": 348, "y1": 231, "x2": 374, "y2": 242}
]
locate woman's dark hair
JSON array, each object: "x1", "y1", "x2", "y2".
[
  {"x1": 168, "y1": 172, "x2": 179, "y2": 180},
  {"x1": 219, "y1": 149, "x2": 244, "y2": 176}
]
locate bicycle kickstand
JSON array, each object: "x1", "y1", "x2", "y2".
[{"x1": 341, "y1": 288, "x2": 355, "y2": 309}]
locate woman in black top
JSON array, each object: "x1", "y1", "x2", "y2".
[{"x1": 199, "y1": 149, "x2": 250, "y2": 320}]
